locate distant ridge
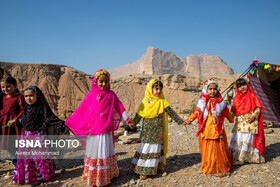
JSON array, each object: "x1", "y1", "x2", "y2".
[
  {"x1": 109, "y1": 46, "x2": 234, "y2": 79},
  {"x1": 0, "y1": 61, "x2": 238, "y2": 118}
]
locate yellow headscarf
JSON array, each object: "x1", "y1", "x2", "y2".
[{"x1": 137, "y1": 79, "x2": 170, "y2": 164}]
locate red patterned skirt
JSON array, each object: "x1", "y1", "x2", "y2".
[{"x1": 82, "y1": 133, "x2": 118, "y2": 186}]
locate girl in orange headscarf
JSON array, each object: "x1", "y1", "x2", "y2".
[
  {"x1": 229, "y1": 78, "x2": 265, "y2": 164},
  {"x1": 185, "y1": 79, "x2": 234, "y2": 176}
]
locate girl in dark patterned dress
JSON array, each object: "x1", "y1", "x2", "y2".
[
  {"x1": 0, "y1": 77, "x2": 24, "y2": 175},
  {"x1": 129, "y1": 79, "x2": 186, "y2": 180},
  {"x1": 12, "y1": 86, "x2": 67, "y2": 184}
]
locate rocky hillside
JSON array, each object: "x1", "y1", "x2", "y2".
[
  {"x1": 0, "y1": 62, "x2": 93, "y2": 119},
  {"x1": 0, "y1": 61, "x2": 238, "y2": 119},
  {"x1": 111, "y1": 74, "x2": 239, "y2": 117},
  {"x1": 109, "y1": 47, "x2": 234, "y2": 79}
]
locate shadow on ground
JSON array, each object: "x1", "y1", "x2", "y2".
[{"x1": 108, "y1": 153, "x2": 201, "y2": 185}]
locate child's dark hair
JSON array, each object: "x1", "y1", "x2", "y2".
[
  {"x1": 3, "y1": 76, "x2": 17, "y2": 86},
  {"x1": 3, "y1": 76, "x2": 20, "y2": 93},
  {"x1": 23, "y1": 86, "x2": 37, "y2": 94},
  {"x1": 152, "y1": 80, "x2": 163, "y2": 88},
  {"x1": 235, "y1": 78, "x2": 247, "y2": 88}
]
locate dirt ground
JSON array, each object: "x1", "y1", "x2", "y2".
[{"x1": 1, "y1": 120, "x2": 280, "y2": 187}]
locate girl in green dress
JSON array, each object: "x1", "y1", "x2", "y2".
[{"x1": 129, "y1": 79, "x2": 186, "y2": 180}]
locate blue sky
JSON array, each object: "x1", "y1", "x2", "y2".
[{"x1": 0, "y1": 0, "x2": 279, "y2": 75}]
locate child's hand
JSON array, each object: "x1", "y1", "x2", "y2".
[
  {"x1": 7, "y1": 119, "x2": 17, "y2": 126},
  {"x1": 128, "y1": 121, "x2": 135, "y2": 129},
  {"x1": 248, "y1": 115, "x2": 256, "y2": 123},
  {"x1": 183, "y1": 119, "x2": 192, "y2": 126}
]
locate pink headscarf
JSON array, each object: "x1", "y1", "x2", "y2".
[{"x1": 65, "y1": 69, "x2": 125, "y2": 136}]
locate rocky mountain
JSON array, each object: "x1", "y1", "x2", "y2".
[
  {"x1": 0, "y1": 61, "x2": 238, "y2": 119},
  {"x1": 109, "y1": 46, "x2": 234, "y2": 79}
]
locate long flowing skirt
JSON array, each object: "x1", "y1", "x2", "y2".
[
  {"x1": 229, "y1": 132, "x2": 265, "y2": 164},
  {"x1": 131, "y1": 143, "x2": 164, "y2": 176},
  {"x1": 12, "y1": 129, "x2": 55, "y2": 184},
  {"x1": 82, "y1": 133, "x2": 118, "y2": 187},
  {"x1": 199, "y1": 133, "x2": 232, "y2": 176}
]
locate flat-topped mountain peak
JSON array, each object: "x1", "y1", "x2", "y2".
[{"x1": 109, "y1": 47, "x2": 234, "y2": 79}]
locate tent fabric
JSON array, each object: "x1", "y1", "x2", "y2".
[{"x1": 249, "y1": 75, "x2": 280, "y2": 126}]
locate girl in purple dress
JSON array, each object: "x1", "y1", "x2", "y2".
[{"x1": 12, "y1": 86, "x2": 67, "y2": 185}]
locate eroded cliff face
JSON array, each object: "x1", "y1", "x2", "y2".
[
  {"x1": 0, "y1": 62, "x2": 238, "y2": 119},
  {"x1": 0, "y1": 62, "x2": 92, "y2": 119},
  {"x1": 109, "y1": 46, "x2": 234, "y2": 79},
  {"x1": 111, "y1": 74, "x2": 239, "y2": 117}
]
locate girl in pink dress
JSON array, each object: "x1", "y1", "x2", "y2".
[{"x1": 66, "y1": 69, "x2": 130, "y2": 187}]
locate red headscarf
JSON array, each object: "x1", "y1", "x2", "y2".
[{"x1": 231, "y1": 78, "x2": 265, "y2": 155}]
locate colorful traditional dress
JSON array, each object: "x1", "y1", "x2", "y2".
[
  {"x1": 229, "y1": 81, "x2": 265, "y2": 164},
  {"x1": 0, "y1": 94, "x2": 24, "y2": 149},
  {"x1": 66, "y1": 69, "x2": 129, "y2": 187},
  {"x1": 131, "y1": 79, "x2": 183, "y2": 176},
  {"x1": 12, "y1": 86, "x2": 67, "y2": 184},
  {"x1": 187, "y1": 79, "x2": 234, "y2": 176},
  {"x1": 0, "y1": 93, "x2": 24, "y2": 168}
]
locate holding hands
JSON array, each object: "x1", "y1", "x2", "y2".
[
  {"x1": 127, "y1": 118, "x2": 192, "y2": 128},
  {"x1": 128, "y1": 121, "x2": 136, "y2": 129},
  {"x1": 182, "y1": 119, "x2": 192, "y2": 126}
]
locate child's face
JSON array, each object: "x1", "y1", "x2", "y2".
[
  {"x1": 1, "y1": 82, "x2": 17, "y2": 96},
  {"x1": 24, "y1": 89, "x2": 37, "y2": 105},
  {"x1": 97, "y1": 74, "x2": 109, "y2": 90},
  {"x1": 152, "y1": 85, "x2": 162, "y2": 97},
  {"x1": 207, "y1": 83, "x2": 218, "y2": 98},
  {"x1": 237, "y1": 84, "x2": 248, "y2": 93}
]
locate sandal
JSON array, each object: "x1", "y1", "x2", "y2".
[{"x1": 140, "y1": 175, "x2": 147, "y2": 180}]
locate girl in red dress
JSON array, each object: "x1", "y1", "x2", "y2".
[{"x1": 0, "y1": 77, "x2": 24, "y2": 174}]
